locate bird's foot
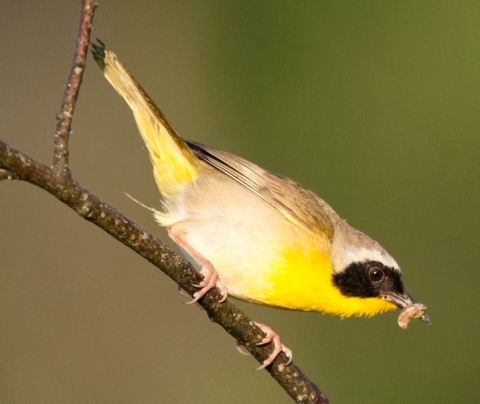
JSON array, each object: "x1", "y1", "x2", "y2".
[
  {"x1": 189, "y1": 257, "x2": 228, "y2": 303},
  {"x1": 254, "y1": 322, "x2": 293, "y2": 370},
  {"x1": 168, "y1": 229, "x2": 228, "y2": 303}
]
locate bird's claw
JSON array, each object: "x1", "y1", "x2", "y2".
[
  {"x1": 168, "y1": 229, "x2": 228, "y2": 304},
  {"x1": 186, "y1": 260, "x2": 228, "y2": 304},
  {"x1": 254, "y1": 322, "x2": 293, "y2": 370}
]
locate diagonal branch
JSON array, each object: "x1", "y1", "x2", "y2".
[
  {"x1": 0, "y1": 139, "x2": 330, "y2": 404},
  {"x1": 0, "y1": 1, "x2": 330, "y2": 403}
]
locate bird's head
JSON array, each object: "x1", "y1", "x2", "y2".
[{"x1": 329, "y1": 222, "x2": 430, "y2": 326}]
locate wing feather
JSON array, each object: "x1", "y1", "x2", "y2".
[{"x1": 186, "y1": 141, "x2": 337, "y2": 240}]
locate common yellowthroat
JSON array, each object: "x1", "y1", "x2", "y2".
[{"x1": 92, "y1": 40, "x2": 430, "y2": 369}]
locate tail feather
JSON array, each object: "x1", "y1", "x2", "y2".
[{"x1": 91, "y1": 40, "x2": 198, "y2": 197}]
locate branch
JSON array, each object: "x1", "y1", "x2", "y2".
[
  {"x1": 0, "y1": 2, "x2": 330, "y2": 403},
  {"x1": 52, "y1": 0, "x2": 96, "y2": 176}
]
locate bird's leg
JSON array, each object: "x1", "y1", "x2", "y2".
[
  {"x1": 254, "y1": 322, "x2": 293, "y2": 370},
  {"x1": 168, "y1": 229, "x2": 291, "y2": 369},
  {"x1": 168, "y1": 229, "x2": 228, "y2": 303}
]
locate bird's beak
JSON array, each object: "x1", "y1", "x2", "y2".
[
  {"x1": 382, "y1": 291, "x2": 414, "y2": 309},
  {"x1": 381, "y1": 291, "x2": 431, "y2": 326}
]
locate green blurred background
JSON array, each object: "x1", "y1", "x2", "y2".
[{"x1": 1, "y1": 1, "x2": 479, "y2": 403}]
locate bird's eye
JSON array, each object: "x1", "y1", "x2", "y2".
[{"x1": 368, "y1": 266, "x2": 385, "y2": 283}]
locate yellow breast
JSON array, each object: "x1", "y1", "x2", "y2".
[{"x1": 246, "y1": 238, "x2": 396, "y2": 318}]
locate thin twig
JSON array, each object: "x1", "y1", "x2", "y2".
[
  {"x1": 52, "y1": 0, "x2": 97, "y2": 176},
  {"x1": 0, "y1": 1, "x2": 330, "y2": 403}
]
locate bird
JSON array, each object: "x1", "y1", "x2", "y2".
[{"x1": 91, "y1": 40, "x2": 430, "y2": 370}]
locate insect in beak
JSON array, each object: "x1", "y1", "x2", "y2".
[{"x1": 381, "y1": 291, "x2": 431, "y2": 328}]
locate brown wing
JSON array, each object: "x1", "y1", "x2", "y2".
[{"x1": 186, "y1": 141, "x2": 337, "y2": 240}]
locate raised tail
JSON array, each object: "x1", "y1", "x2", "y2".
[{"x1": 91, "y1": 40, "x2": 198, "y2": 197}]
